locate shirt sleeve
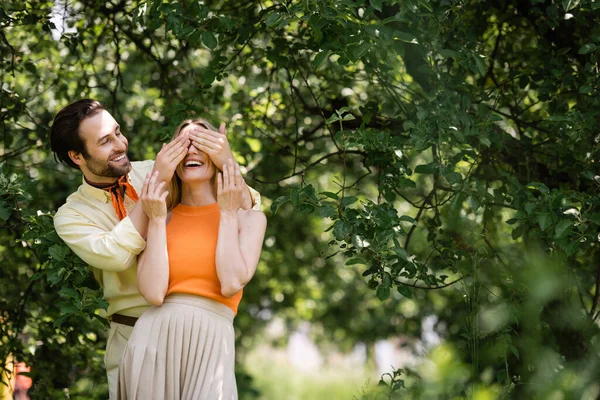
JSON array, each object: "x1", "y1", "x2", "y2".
[
  {"x1": 247, "y1": 185, "x2": 262, "y2": 211},
  {"x1": 54, "y1": 208, "x2": 146, "y2": 272}
]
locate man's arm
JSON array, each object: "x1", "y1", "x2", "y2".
[
  {"x1": 243, "y1": 184, "x2": 261, "y2": 210},
  {"x1": 54, "y1": 208, "x2": 146, "y2": 272}
]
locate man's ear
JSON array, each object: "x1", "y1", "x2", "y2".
[{"x1": 68, "y1": 150, "x2": 85, "y2": 167}]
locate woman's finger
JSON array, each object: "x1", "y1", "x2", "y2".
[
  {"x1": 154, "y1": 181, "x2": 166, "y2": 197},
  {"x1": 235, "y1": 163, "x2": 242, "y2": 189},
  {"x1": 229, "y1": 163, "x2": 235, "y2": 188},
  {"x1": 160, "y1": 190, "x2": 169, "y2": 202},
  {"x1": 217, "y1": 172, "x2": 223, "y2": 194},
  {"x1": 223, "y1": 164, "x2": 230, "y2": 189},
  {"x1": 142, "y1": 172, "x2": 151, "y2": 197},
  {"x1": 149, "y1": 171, "x2": 159, "y2": 194}
]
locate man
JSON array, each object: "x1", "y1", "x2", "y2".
[{"x1": 50, "y1": 99, "x2": 259, "y2": 399}]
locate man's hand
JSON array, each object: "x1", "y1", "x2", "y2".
[
  {"x1": 153, "y1": 133, "x2": 190, "y2": 183},
  {"x1": 189, "y1": 122, "x2": 234, "y2": 170}
]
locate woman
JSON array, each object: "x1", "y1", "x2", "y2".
[{"x1": 118, "y1": 119, "x2": 267, "y2": 400}]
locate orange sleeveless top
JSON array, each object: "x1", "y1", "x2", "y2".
[{"x1": 165, "y1": 202, "x2": 243, "y2": 315}]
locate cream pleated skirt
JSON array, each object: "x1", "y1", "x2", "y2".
[{"x1": 117, "y1": 294, "x2": 237, "y2": 400}]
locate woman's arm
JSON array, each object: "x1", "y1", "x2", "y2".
[
  {"x1": 216, "y1": 210, "x2": 267, "y2": 297},
  {"x1": 136, "y1": 171, "x2": 170, "y2": 306},
  {"x1": 216, "y1": 163, "x2": 267, "y2": 297}
]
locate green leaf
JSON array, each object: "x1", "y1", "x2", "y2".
[
  {"x1": 370, "y1": 0, "x2": 383, "y2": 12},
  {"x1": 351, "y1": 42, "x2": 371, "y2": 60},
  {"x1": 312, "y1": 50, "x2": 330, "y2": 69},
  {"x1": 554, "y1": 219, "x2": 573, "y2": 238},
  {"x1": 320, "y1": 191, "x2": 339, "y2": 200},
  {"x1": 341, "y1": 196, "x2": 358, "y2": 207},
  {"x1": 376, "y1": 285, "x2": 390, "y2": 301},
  {"x1": 399, "y1": 215, "x2": 417, "y2": 226},
  {"x1": 49, "y1": 245, "x2": 69, "y2": 262},
  {"x1": 0, "y1": 201, "x2": 10, "y2": 221},
  {"x1": 526, "y1": 182, "x2": 550, "y2": 195},
  {"x1": 511, "y1": 225, "x2": 524, "y2": 240},
  {"x1": 444, "y1": 171, "x2": 462, "y2": 184},
  {"x1": 508, "y1": 344, "x2": 520, "y2": 360},
  {"x1": 59, "y1": 287, "x2": 79, "y2": 299},
  {"x1": 474, "y1": 55, "x2": 487, "y2": 76},
  {"x1": 319, "y1": 203, "x2": 337, "y2": 218},
  {"x1": 346, "y1": 258, "x2": 366, "y2": 266},
  {"x1": 290, "y1": 188, "x2": 300, "y2": 206},
  {"x1": 270, "y1": 196, "x2": 290, "y2": 214},
  {"x1": 397, "y1": 285, "x2": 413, "y2": 299},
  {"x1": 201, "y1": 31, "x2": 218, "y2": 50},
  {"x1": 578, "y1": 43, "x2": 597, "y2": 54},
  {"x1": 394, "y1": 245, "x2": 408, "y2": 260},
  {"x1": 439, "y1": 49, "x2": 460, "y2": 58},
  {"x1": 265, "y1": 12, "x2": 281, "y2": 27},
  {"x1": 201, "y1": 70, "x2": 216, "y2": 85},
  {"x1": 537, "y1": 213, "x2": 550, "y2": 231},
  {"x1": 414, "y1": 163, "x2": 437, "y2": 174},
  {"x1": 562, "y1": 0, "x2": 580, "y2": 11},
  {"x1": 333, "y1": 220, "x2": 350, "y2": 240},
  {"x1": 579, "y1": 85, "x2": 593, "y2": 94},
  {"x1": 383, "y1": 273, "x2": 392, "y2": 287},
  {"x1": 325, "y1": 113, "x2": 339, "y2": 124},
  {"x1": 394, "y1": 31, "x2": 417, "y2": 43}
]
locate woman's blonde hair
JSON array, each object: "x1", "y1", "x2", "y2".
[{"x1": 166, "y1": 118, "x2": 219, "y2": 211}]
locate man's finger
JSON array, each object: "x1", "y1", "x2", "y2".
[
  {"x1": 169, "y1": 144, "x2": 188, "y2": 162},
  {"x1": 190, "y1": 130, "x2": 221, "y2": 144},
  {"x1": 190, "y1": 126, "x2": 221, "y2": 138},
  {"x1": 191, "y1": 137, "x2": 217, "y2": 151},
  {"x1": 192, "y1": 143, "x2": 215, "y2": 155},
  {"x1": 219, "y1": 122, "x2": 226, "y2": 136},
  {"x1": 165, "y1": 135, "x2": 190, "y2": 157}
]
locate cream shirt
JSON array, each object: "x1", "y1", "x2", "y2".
[{"x1": 54, "y1": 160, "x2": 261, "y2": 318}]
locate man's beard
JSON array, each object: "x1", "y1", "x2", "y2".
[{"x1": 84, "y1": 155, "x2": 132, "y2": 178}]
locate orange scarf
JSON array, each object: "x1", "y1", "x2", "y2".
[{"x1": 102, "y1": 175, "x2": 139, "y2": 220}]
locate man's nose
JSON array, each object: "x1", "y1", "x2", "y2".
[{"x1": 117, "y1": 135, "x2": 128, "y2": 151}]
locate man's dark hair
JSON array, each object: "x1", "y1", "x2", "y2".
[{"x1": 50, "y1": 99, "x2": 105, "y2": 169}]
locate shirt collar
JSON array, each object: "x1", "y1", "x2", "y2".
[{"x1": 80, "y1": 174, "x2": 132, "y2": 204}]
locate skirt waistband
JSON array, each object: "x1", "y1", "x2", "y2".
[{"x1": 163, "y1": 293, "x2": 234, "y2": 322}]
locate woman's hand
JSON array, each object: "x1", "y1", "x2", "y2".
[
  {"x1": 189, "y1": 123, "x2": 234, "y2": 170},
  {"x1": 152, "y1": 132, "x2": 190, "y2": 183},
  {"x1": 217, "y1": 161, "x2": 244, "y2": 213},
  {"x1": 140, "y1": 171, "x2": 169, "y2": 220}
]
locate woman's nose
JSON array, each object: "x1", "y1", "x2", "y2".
[{"x1": 187, "y1": 143, "x2": 198, "y2": 154}]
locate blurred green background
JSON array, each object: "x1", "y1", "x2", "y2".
[{"x1": 2, "y1": 0, "x2": 600, "y2": 399}]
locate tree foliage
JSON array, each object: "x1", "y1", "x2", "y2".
[{"x1": 2, "y1": 0, "x2": 600, "y2": 398}]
